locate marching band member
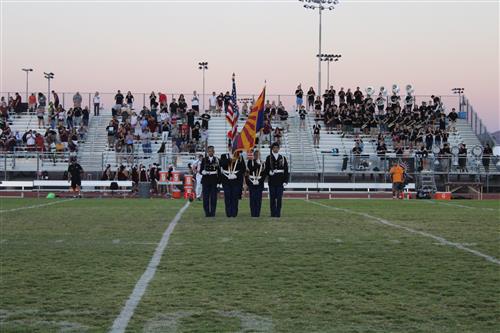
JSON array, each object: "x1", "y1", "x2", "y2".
[
  {"x1": 246, "y1": 150, "x2": 266, "y2": 218},
  {"x1": 265, "y1": 142, "x2": 289, "y2": 218},
  {"x1": 200, "y1": 146, "x2": 220, "y2": 217},
  {"x1": 220, "y1": 143, "x2": 246, "y2": 218},
  {"x1": 192, "y1": 154, "x2": 203, "y2": 201}
]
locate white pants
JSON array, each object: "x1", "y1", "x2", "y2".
[{"x1": 195, "y1": 174, "x2": 203, "y2": 198}]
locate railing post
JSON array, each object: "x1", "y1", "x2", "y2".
[
  {"x1": 62, "y1": 93, "x2": 65, "y2": 109},
  {"x1": 322, "y1": 154, "x2": 325, "y2": 183}
]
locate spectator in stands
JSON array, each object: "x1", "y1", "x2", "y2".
[
  {"x1": 215, "y1": 93, "x2": 223, "y2": 116},
  {"x1": 389, "y1": 161, "x2": 405, "y2": 199},
  {"x1": 93, "y1": 92, "x2": 100, "y2": 116},
  {"x1": 28, "y1": 93, "x2": 37, "y2": 113},
  {"x1": 415, "y1": 143, "x2": 429, "y2": 171},
  {"x1": 307, "y1": 87, "x2": 315, "y2": 111},
  {"x1": 126, "y1": 91, "x2": 134, "y2": 108},
  {"x1": 66, "y1": 108, "x2": 73, "y2": 129},
  {"x1": 36, "y1": 101, "x2": 45, "y2": 128},
  {"x1": 73, "y1": 107, "x2": 82, "y2": 128},
  {"x1": 299, "y1": 105, "x2": 307, "y2": 130},
  {"x1": 158, "y1": 91, "x2": 167, "y2": 108},
  {"x1": 52, "y1": 91, "x2": 60, "y2": 108},
  {"x1": 13, "y1": 93, "x2": 22, "y2": 116},
  {"x1": 261, "y1": 120, "x2": 272, "y2": 146},
  {"x1": 0, "y1": 96, "x2": 9, "y2": 123},
  {"x1": 440, "y1": 143, "x2": 452, "y2": 174},
  {"x1": 295, "y1": 84, "x2": 304, "y2": 111},
  {"x1": 376, "y1": 140, "x2": 387, "y2": 171},
  {"x1": 48, "y1": 103, "x2": 56, "y2": 129},
  {"x1": 223, "y1": 91, "x2": 231, "y2": 112},
  {"x1": 458, "y1": 143, "x2": 468, "y2": 172},
  {"x1": 314, "y1": 96, "x2": 322, "y2": 119},
  {"x1": 352, "y1": 142, "x2": 362, "y2": 170},
  {"x1": 149, "y1": 92, "x2": 157, "y2": 108},
  {"x1": 338, "y1": 87, "x2": 346, "y2": 104},
  {"x1": 101, "y1": 164, "x2": 112, "y2": 180},
  {"x1": 191, "y1": 91, "x2": 200, "y2": 114},
  {"x1": 73, "y1": 92, "x2": 82, "y2": 108},
  {"x1": 209, "y1": 92, "x2": 217, "y2": 114},
  {"x1": 313, "y1": 121, "x2": 321, "y2": 148},
  {"x1": 25, "y1": 130, "x2": 35, "y2": 151},
  {"x1": 482, "y1": 143, "x2": 493, "y2": 173},
  {"x1": 106, "y1": 120, "x2": 116, "y2": 149},
  {"x1": 115, "y1": 90, "x2": 124, "y2": 110},
  {"x1": 82, "y1": 107, "x2": 89, "y2": 127}
]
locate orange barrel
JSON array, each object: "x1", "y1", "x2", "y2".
[
  {"x1": 434, "y1": 192, "x2": 451, "y2": 200},
  {"x1": 172, "y1": 189, "x2": 182, "y2": 199},
  {"x1": 184, "y1": 174, "x2": 194, "y2": 199}
]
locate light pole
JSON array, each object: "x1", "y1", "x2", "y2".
[
  {"x1": 317, "y1": 53, "x2": 341, "y2": 89},
  {"x1": 299, "y1": 0, "x2": 339, "y2": 96},
  {"x1": 452, "y1": 87, "x2": 464, "y2": 113},
  {"x1": 21, "y1": 68, "x2": 33, "y2": 101},
  {"x1": 44, "y1": 72, "x2": 54, "y2": 104},
  {"x1": 198, "y1": 62, "x2": 208, "y2": 112}
]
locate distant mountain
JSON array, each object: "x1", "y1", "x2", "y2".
[{"x1": 492, "y1": 131, "x2": 500, "y2": 144}]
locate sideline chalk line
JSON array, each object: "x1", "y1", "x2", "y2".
[{"x1": 0, "y1": 198, "x2": 76, "y2": 213}]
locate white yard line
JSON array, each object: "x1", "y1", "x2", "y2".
[
  {"x1": 109, "y1": 201, "x2": 191, "y2": 333},
  {"x1": 308, "y1": 200, "x2": 500, "y2": 266},
  {"x1": 427, "y1": 200, "x2": 499, "y2": 212},
  {"x1": 0, "y1": 199, "x2": 76, "y2": 213}
]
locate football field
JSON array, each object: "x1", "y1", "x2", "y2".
[{"x1": 0, "y1": 198, "x2": 499, "y2": 332}]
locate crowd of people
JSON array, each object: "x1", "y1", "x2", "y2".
[
  {"x1": 1, "y1": 85, "x2": 494, "y2": 174},
  {"x1": 293, "y1": 84, "x2": 493, "y2": 172},
  {"x1": 0, "y1": 91, "x2": 89, "y2": 155}
]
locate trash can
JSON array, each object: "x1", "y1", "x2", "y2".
[{"x1": 138, "y1": 182, "x2": 151, "y2": 198}]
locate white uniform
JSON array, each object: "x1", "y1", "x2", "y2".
[{"x1": 192, "y1": 159, "x2": 203, "y2": 198}]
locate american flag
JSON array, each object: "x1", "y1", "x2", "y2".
[{"x1": 226, "y1": 74, "x2": 239, "y2": 141}]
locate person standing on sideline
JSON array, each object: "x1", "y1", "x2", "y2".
[
  {"x1": 220, "y1": 143, "x2": 246, "y2": 218},
  {"x1": 200, "y1": 146, "x2": 220, "y2": 217},
  {"x1": 68, "y1": 158, "x2": 84, "y2": 198},
  {"x1": 265, "y1": 142, "x2": 289, "y2": 218},
  {"x1": 246, "y1": 150, "x2": 266, "y2": 217},
  {"x1": 389, "y1": 160, "x2": 405, "y2": 199},
  {"x1": 193, "y1": 154, "x2": 203, "y2": 201},
  {"x1": 93, "y1": 92, "x2": 100, "y2": 116}
]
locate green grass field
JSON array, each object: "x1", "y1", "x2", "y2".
[{"x1": 1, "y1": 198, "x2": 499, "y2": 332}]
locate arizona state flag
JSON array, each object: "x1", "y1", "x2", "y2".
[{"x1": 232, "y1": 86, "x2": 266, "y2": 153}]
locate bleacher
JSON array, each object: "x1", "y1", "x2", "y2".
[{"x1": 0, "y1": 101, "x2": 496, "y2": 175}]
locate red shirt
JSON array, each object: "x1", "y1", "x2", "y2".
[{"x1": 159, "y1": 93, "x2": 167, "y2": 104}]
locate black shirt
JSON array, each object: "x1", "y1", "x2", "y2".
[
  {"x1": 115, "y1": 93, "x2": 124, "y2": 104},
  {"x1": 68, "y1": 163, "x2": 83, "y2": 180}
]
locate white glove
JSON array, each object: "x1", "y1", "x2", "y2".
[
  {"x1": 228, "y1": 174, "x2": 237, "y2": 180},
  {"x1": 252, "y1": 180, "x2": 259, "y2": 186},
  {"x1": 269, "y1": 170, "x2": 274, "y2": 176},
  {"x1": 201, "y1": 170, "x2": 207, "y2": 175},
  {"x1": 283, "y1": 183, "x2": 288, "y2": 187}
]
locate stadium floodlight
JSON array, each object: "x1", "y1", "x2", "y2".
[
  {"x1": 299, "y1": 0, "x2": 340, "y2": 96},
  {"x1": 44, "y1": 72, "x2": 55, "y2": 104},
  {"x1": 21, "y1": 68, "x2": 33, "y2": 102},
  {"x1": 317, "y1": 54, "x2": 341, "y2": 88},
  {"x1": 198, "y1": 62, "x2": 208, "y2": 112},
  {"x1": 452, "y1": 88, "x2": 465, "y2": 112}
]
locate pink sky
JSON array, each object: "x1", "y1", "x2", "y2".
[{"x1": 1, "y1": 0, "x2": 498, "y2": 131}]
